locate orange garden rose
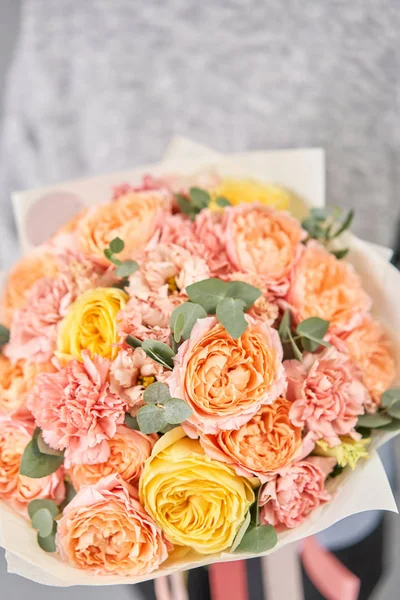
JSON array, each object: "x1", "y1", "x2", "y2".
[
  {"x1": 0, "y1": 250, "x2": 58, "y2": 327},
  {"x1": 77, "y1": 190, "x2": 171, "y2": 265},
  {"x1": 338, "y1": 316, "x2": 397, "y2": 411},
  {"x1": 169, "y1": 316, "x2": 286, "y2": 434},
  {"x1": 287, "y1": 242, "x2": 371, "y2": 333},
  {"x1": 69, "y1": 425, "x2": 156, "y2": 489},
  {"x1": 199, "y1": 398, "x2": 302, "y2": 481}
]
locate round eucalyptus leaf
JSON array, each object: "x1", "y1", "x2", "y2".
[
  {"x1": 28, "y1": 499, "x2": 59, "y2": 520},
  {"x1": 32, "y1": 508, "x2": 54, "y2": 538}
]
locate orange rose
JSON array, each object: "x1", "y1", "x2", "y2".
[
  {"x1": 199, "y1": 398, "x2": 302, "y2": 480},
  {"x1": 0, "y1": 355, "x2": 55, "y2": 417},
  {"x1": 338, "y1": 316, "x2": 397, "y2": 411},
  {"x1": 1, "y1": 251, "x2": 58, "y2": 326},
  {"x1": 77, "y1": 190, "x2": 171, "y2": 265},
  {"x1": 287, "y1": 242, "x2": 371, "y2": 333},
  {"x1": 69, "y1": 425, "x2": 156, "y2": 489},
  {"x1": 169, "y1": 316, "x2": 286, "y2": 434}
]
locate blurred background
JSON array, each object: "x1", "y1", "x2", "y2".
[{"x1": 0, "y1": 1, "x2": 399, "y2": 599}]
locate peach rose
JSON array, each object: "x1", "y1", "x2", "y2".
[
  {"x1": 199, "y1": 398, "x2": 302, "y2": 481},
  {"x1": 69, "y1": 425, "x2": 156, "y2": 489},
  {"x1": 0, "y1": 419, "x2": 65, "y2": 516},
  {"x1": 285, "y1": 348, "x2": 369, "y2": 447},
  {"x1": 77, "y1": 190, "x2": 171, "y2": 265},
  {"x1": 0, "y1": 250, "x2": 58, "y2": 327},
  {"x1": 337, "y1": 316, "x2": 397, "y2": 412},
  {"x1": 287, "y1": 242, "x2": 371, "y2": 333},
  {"x1": 259, "y1": 456, "x2": 335, "y2": 530},
  {"x1": 169, "y1": 316, "x2": 286, "y2": 434},
  {"x1": 57, "y1": 474, "x2": 169, "y2": 575},
  {"x1": 0, "y1": 355, "x2": 55, "y2": 417},
  {"x1": 223, "y1": 204, "x2": 305, "y2": 296}
]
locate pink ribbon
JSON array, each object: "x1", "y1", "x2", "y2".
[
  {"x1": 209, "y1": 560, "x2": 249, "y2": 600},
  {"x1": 154, "y1": 572, "x2": 188, "y2": 600}
]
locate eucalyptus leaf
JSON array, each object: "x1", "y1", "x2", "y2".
[
  {"x1": 115, "y1": 260, "x2": 138, "y2": 278},
  {"x1": 32, "y1": 508, "x2": 54, "y2": 538},
  {"x1": 235, "y1": 524, "x2": 278, "y2": 554},
  {"x1": 357, "y1": 413, "x2": 393, "y2": 428},
  {"x1": 331, "y1": 209, "x2": 354, "y2": 239},
  {"x1": 381, "y1": 388, "x2": 400, "y2": 408},
  {"x1": 288, "y1": 331, "x2": 303, "y2": 361},
  {"x1": 37, "y1": 433, "x2": 64, "y2": 457},
  {"x1": 332, "y1": 248, "x2": 349, "y2": 259},
  {"x1": 278, "y1": 309, "x2": 291, "y2": 339},
  {"x1": 141, "y1": 340, "x2": 175, "y2": 370},
  {"x1": 137, "y1": 404, "x2": 168, "y2": 434},
  {"x1": 225, "y1": 281, "x2": 262, "y2": 310},
  {"x1": 63, "y1": 482, "x2": 77, "y2": 507},
  {"x1": 387, "y1": 403, "x2": 400, "y2": 420},
  {"x1": 143, "y1": 381, "x2": 171, "y2": 405},
  {"x1": 215, "y1": 196, "x2": 231, "y2": 207},
  {"x1": 28, "y1": 499, "x2": 59, "y2": 520},
  {"x1": 37, "y1": 523, "x2": 57, "y2": 553},
  {"x1": 0, "y1": 324, "x2": 10, "y2": 345},
  {"x1": 170, "y1": 302, "x2": 207, "y2": 341},
  {"x1": 109, "y1": 237, "x2": 125, "y2": 253},
  {"x1": 310, "y1": 208, "x2": 330, "y2": 221},
  {"x1": 216, "y1": 297, "x2": 247, "y2": 339},
  {"x1": 124, "y1": 413, "x2": 140, "y2": 430},
  {"x1": 163, "y1": 398, "x2": 193, "y2": 424},
  {"x1": 173, "y1": 312, "x2": 185, "y2": 343},
  {"x1": 126, "y1": 335, "x2": 143, "y2": 349},
  {"x1": 296, "y1": 317, "x2": 330, "y2": 341},
  {"x1": 20, "y1": 435, "x2": 64, "y2": 479},
  {"x1": 379, "y1": 419, "x2": 400, "y2": 432},
  {"x1": 231, "y1": 511, "x2": 251, "y2": 552},
  {"x1": 175, "y1": 193, "x2": 196, "y2": 217},
  {"x1": 186, "y1": 278, "x2": 228, "y2": 313},
  {"x1": 189, "y1": 187, "x2": 210, "y2": 209}
]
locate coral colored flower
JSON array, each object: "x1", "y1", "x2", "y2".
[
  {"x1": 259, "y1": 456, "x2": 335, "y2": 530},
  {"x1": 0, "y1": 419, "x2": 65, "y2": 516},
  {"x1": 0, "y1": 250, "x2": 58, "y2": 327},
  {"x1": 69, "y1": 425, "x2": 156, "y2": 489},
  {"x1": 214, "y1": 179, "x2": 291, "y2": 210},
  {"x1": 287, "y1": 242, "x2": 371, "y2": 333},
  {"x1": 285, "y1": 348, "x2": 368, "y2": 447},
  {"x1": 337, "y1": 316, "x2": 397, "y2": 412},
  {"x1": 223, "y1": 204, "x2": 305, "y2": 296},
  {"x1": 193, "y1": 209, "x2": 232, "y2": 277},
  {"x1": 77, "y1": 190, "x2": 171, "y2": 266},
  {"x1": 28, "y1": 352, "x2": 127, "y2": 466},
  {"x1": 57, "y1": 287, "x2": 128, "y2": 362},
  {"x1": 57, "y1": 474, "x2": 169, "y2": 576},
  {"x1": 169, "y1": 316, "x2": 286, "y2": 434},
  {"x1": 139, "y1": 427, "x2": 254, "y2": 555},
  {"x1": 0, "y1": 355, "x2": 55, "y2": 417},
  {"x1": 110, "y1": 348, "x2": 165, "y2": 408},
  {"x1": 199, "y1": 398, "x2": 302, "y2": 481}
]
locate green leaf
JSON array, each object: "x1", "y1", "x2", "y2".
[
  {"x1": 163, "y1": 398, "x2": 193, "y2": 424},
  {"x1": 0, "y1": 324, "x2": 10, "y2": 345},
  {"x1": 332, "y1": 248, "x2": 349, "y2": 260},
  {"x1": 20, "y1": 434, "x2": 64, "y2": 479},
  {"x1": 137, "y1": 404, "x2": 168, "y2": 434},
  {"x1": 104, "y1": 247, "x2": 113, "y2": 261},
  {"x1": 173, "y1": 313, "x2": 185, "y2": 343},
  {"x1": 381, "y1": 388, "x2": 400, "y2": 408},
  {"x1": 300, "y1": 336, "x2": 329, "y2": 352},
  {"x1": 124, "y1": 413, "x2": 140, "y2": 430},
  {"x1": 215, "y1": 196, "x2": 231, "y2": 207},
  {"x1": 37, "y1": 523, "x2": 57, "y2": 553},
  {"x1": 37, "y1": 432, "x2": 64, "y2": 457},
  {"x1": 310, "y1": 208, "x2": 329, "y2": 221},
  {"x1": 126, "y1": 335, "x2": 143, "y2": 349},
  {"x1": 28, "y1": 499, "x2": 59, "y2": 520},
  {"x1": 216, "y1": 297, "x2": 247, "y2": 339},
  {"x1": 109, "y1": 237, "x2": 125, "y2": 253},
  {"x1": 378, "y1": 418, "x2": 400, "y2": 432},
  {"x1": 143, "y1": 381, "x2": 171, "y2": 405},
  {"x1": 170, "y1": 302, "x2": 208, "y2": 341},
  {"x1": 115, "y1": 260, "x2": 138, "y2": 278},
  {"x1": 387, "y1": 402, "x2": 400, "y2": 420},
  {"x1": 296, "y1": 317, "x2": 330, "y2": 341},
  {"x1": 186, "y1": 278, "x2": 228, "y2": 313},
  {"x1": 62, "y1": 482, "x2": 77, "y2": 508},
  {"x1": 357, "y1": 413, "x2": 393, "y2": 428},
  {"x1": 331, "y1": 209, "x2": 354, "y2": 239},
  {"x1": 141, "y1": 340, "x2": 175, "y2": 370},
  {"x1": 235, "y1": 524, "x2": 278, "y2": 554},
  {"x1": 225, "y1": 281, "x2": 262, "y2": 310},
  {"x1": 189, "y1": 187, "x2": 210, "y2": 209},
  {"x1": 288, "y1": 331, "x2": 303, "y2": 361},
  {"x1": 32, "y1": 508, "x2": 54, "y2": 538},
  {"x1": 278, "y1": 309, "x2": 291, "y2": 339},
  {"x1": 231, "y1": 511, "x2": 251, "y2": 552},
  {"x1": 175, "y1": 193, "x2": 196, "y2": 217}
]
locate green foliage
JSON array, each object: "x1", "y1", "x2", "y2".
[
  {"x1": 235, "y1": 524, "x2": 278, "y2": 554},
  {"x1": 136, "y1": 381, "x2": 193, "y2": 434},
  {"x1": 143, "y1": 382, "x2": 171, "y2": 404},
  {"x1": 20, "y1": 429, "x2": 64, "y2": 479},
  {"x1": 0, "y1": 324, "x2": 10, "y2": 347},
  {"x1": 104, "y1": 237, "x2": 138, "y2": 279},
  {"x1": 302, "y1": 207, "x2": 354, "y2": 258},
  {"x1": 141, "y1": 340, "x2": 175, "y2": 370},
  {"x1": 216, "y1": 298, "x2": 247, "y2": 339},
  {"x1": 170, "y1": 302, "x2": 207, "y2": 342}
]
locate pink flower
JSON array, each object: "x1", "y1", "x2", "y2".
[
  {"x1": 28, "y1": 352, "x2": 127, "y2": 467},
  {"x1": 193, "y1": 209, "x2": 232, "y2": 277},
  {"x1": 259, "y1": 456, "x2": 336, "y2": 530},
  {"x1": 110, "y1": 348, "x2": 165, "y2": 408},
  {"x1": 113, "y1": 174, "x2": 166, "y2": 199},
  {"x1": 285, "y1": 348, "x2": 369, "y2": 447},
  {"x1": 57, "y1": 474, "x2": 169, "y2": 576}
]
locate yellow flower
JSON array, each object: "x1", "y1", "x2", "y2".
[
  {"x1": 139, "y1": 427, "x2": 255, "y2": 555},
  {"x1": 314, "y1": 436, "x2": 370, "y2": 470},
  {"x1": 57, "y1": 287, "x2": 128, "y2": 361}
]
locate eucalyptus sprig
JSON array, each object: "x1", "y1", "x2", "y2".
[
  {"x1": 20, "y1": 428, "x2": 64, "y2": 479},
  {"x1": 175, "y1": 187, "x2": 230, "y2": 220},
  {"x1": 357, "y1": 388, "x2": 400, "y2": 431},
  {"x1": 131, "y1": 382, "x2": 192, "y2": 434},
  {"x1": 302, "y1": 207, "x2": 354, "y2": 259},
  {"x1": 278, "y1": 309, "x2": 330, "y2": 360},
  {"x1": 104, "y1": 237, "x2": 139, "y2": 279},
  {"x1": 28, "y1": 499, "x2": 59, "y2": 553}
]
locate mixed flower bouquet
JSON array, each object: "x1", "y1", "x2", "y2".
[{"x1": 0, "y1": 161, "x2": 399, "y2": 586}]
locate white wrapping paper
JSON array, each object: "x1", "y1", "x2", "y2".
[{"x1": 2, "y1": 143, "x2": 398, "y2": 585}]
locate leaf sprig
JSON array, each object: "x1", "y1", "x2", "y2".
[
  {"x1": 20, "y1": 429, "x2": 64, "y2": 479},
  {"x1": 357, "y1": 388, "x2": 400, "y2": 431},
  {"x1": 302, "y1": 207, "x2": 354, "y2": 259},
  {"x1": 278, "y1": 309, "x2": 330, "y2": 360},
  {"x1": 104, "y1": 237, "x2": 139, "y2": 279},
  {"x1": 28, "y1": 499, "x2": 59, "y2": 553},
  {"x1": 175, "y1": 187, "x2": 230, "y2": 220}
]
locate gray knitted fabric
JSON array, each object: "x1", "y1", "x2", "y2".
[{"x1": 0, "y1": 0, "x2": 399, "y2": 268}]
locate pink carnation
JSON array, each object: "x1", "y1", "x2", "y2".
[
  {"x1": 28, "y1": 352, "x2": 127, "y2": 467},
  {"x1": 285, "y1": 348, "x2": 369, "y2": 447},
  {"x1": 259, "y1": 456, "x2": 336, "y2": 530},
  {"x1": 193, "y1": 209, "x2": 232, "y2": 277}
]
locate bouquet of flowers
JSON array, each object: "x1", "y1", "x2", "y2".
[{"x1": 0, "y1": 150, "x2": 399, "y2": 589}]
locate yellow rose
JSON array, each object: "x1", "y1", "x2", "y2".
[
  {"x1": 57, "y1": 287, "x2": 128, "y2": 361},
  {"x1": 314, "y1": 436, "x2": 370, "y2": 470},
  {"x1": 139, "y1": 427, "x2": 255, "y2": 555}
]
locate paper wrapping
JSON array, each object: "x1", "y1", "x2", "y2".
[{"x1": 2, "y1": 142, "x2": 398, "y2": 585}]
